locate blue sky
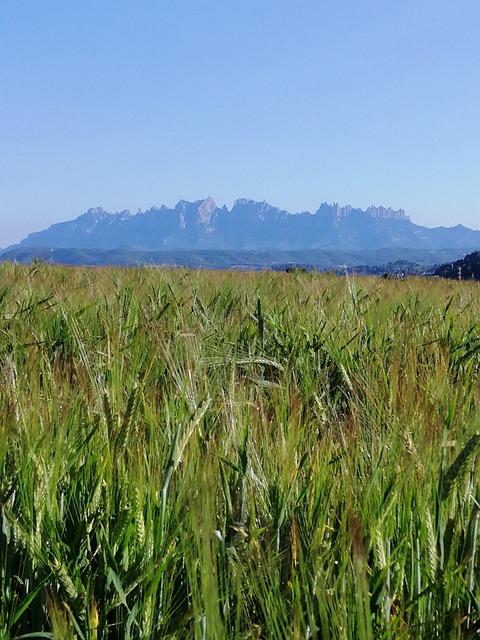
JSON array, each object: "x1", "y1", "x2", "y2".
[{"x1": 1, "y1": 0, "x2": 480, "y2": 246}]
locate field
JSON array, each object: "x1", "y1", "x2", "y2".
[{"x1": 1, "y1": 262, "x2": 480, "y2": 639}]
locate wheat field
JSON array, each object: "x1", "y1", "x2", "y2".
[{"x1": 1, "y1": 262, "x2": 480, "y2": 638}]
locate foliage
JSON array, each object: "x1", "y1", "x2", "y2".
[
  {"x1": 434, "y1": 250, "x2": 480, "y2": 281},
  {"x1": 0, "y1": 246, "x2": 469, "y2": 272},
  {"x1": 1, "y1": 263, "x2": 480, "y2": 638}
]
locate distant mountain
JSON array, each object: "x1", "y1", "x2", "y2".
[{"x1": 12, "y1": 197, "x2": 480, "y2": 252}]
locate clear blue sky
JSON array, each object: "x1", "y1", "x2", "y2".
[{"x1": 1, "y1": 0, "x2": 480, "y2": 246}]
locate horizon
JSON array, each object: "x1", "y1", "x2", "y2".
[{"x1": 2, "y1": 1, "x2": 480, "y2": 246}]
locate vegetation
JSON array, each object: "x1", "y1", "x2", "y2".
[
  {"x1": 0, "y1": 245, "x2": 468, "y2": 273},
  {"x1": 348, "y1": 260, "x2": 426, "y2": 277},
  {"x1": 1, "y1": 262, "x2": 480, "y2": 638},
  {"x1": 435, "y1": 251, "x2": 480, "y2": 281}
]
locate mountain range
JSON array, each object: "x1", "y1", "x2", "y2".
[{"x1": 11, "y1": 197, "x2": 480, "y2": 252}]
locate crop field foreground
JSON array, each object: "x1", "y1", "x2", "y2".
[{"x1": 1, "y1": 263, "x2": 480, "y2": 639}]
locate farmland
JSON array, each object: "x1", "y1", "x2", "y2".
[{"x1": 1, "y1": 262, "x2": 480, "y2": 638}]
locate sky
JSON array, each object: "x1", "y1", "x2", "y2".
[{"x1": 1, "y1": 0, "x2": 480, "y2": 246}]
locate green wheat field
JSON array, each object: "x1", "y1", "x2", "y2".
[{"x1": 1, "y1": 262, "x2": 480, "y2": 639}]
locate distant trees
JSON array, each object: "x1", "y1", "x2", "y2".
[
  {"x1": 286, "y1": 266, "x2": 308, "y2": 273},
  {"x1": 434, "y1": 251, "x2": 480, "y2": 280}
]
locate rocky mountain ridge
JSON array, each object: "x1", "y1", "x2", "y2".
[{"x1": 13, "y1": 197, "x2": 480, "y2": 252}]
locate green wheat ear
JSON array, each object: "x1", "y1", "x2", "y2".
[{"x1": 441, "y1": 434, "x2": 480, "y2": 501}]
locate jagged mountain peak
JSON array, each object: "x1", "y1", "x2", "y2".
[
  {"x1": 232, "y1": 198, "x2": 290, "y2": 218},
  {"x1": 233, "y1": 197, "x2": 255, "y2": 207},
  {"x1": 80, "y1": 207, "x2": 132, "y2": 221},
  {"x1": 173, "y1": 197, "x2": 220, "y2": 231},
  {"x1": 320, "y1": 202, "x2": 409, "y2": 222},
  {"x1": 80, "y1": 207, "x2": 109, "y2": 221},
  {"x1": 197, "y1": 197, "x2": 218, "y2": 227},
  {"x1": 234, "y1": 197, "x2": 272, "y2": 209},
  {"x1": 366, "y1": 205, "x2": 409, "y2": 221}
]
